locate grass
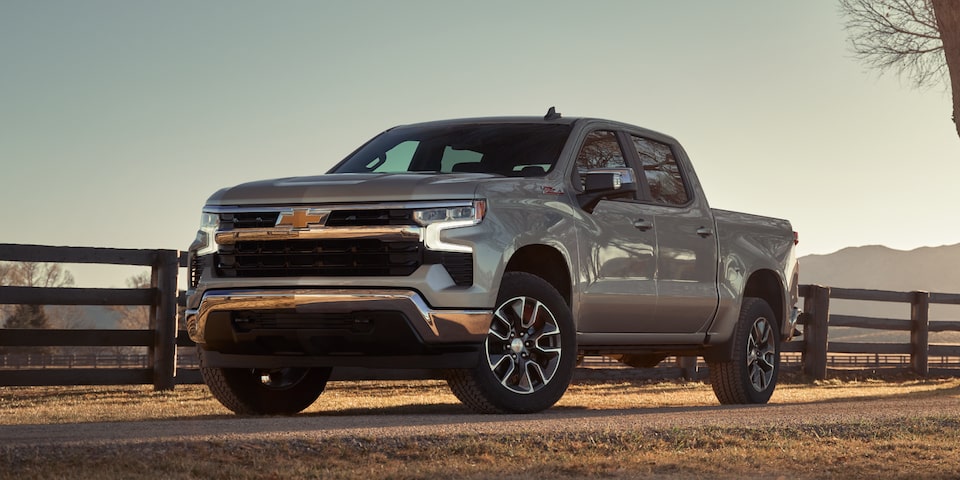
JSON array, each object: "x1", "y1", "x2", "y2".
[{"x1": 2, "y1": 375, "x2": 960, "y2": 479}]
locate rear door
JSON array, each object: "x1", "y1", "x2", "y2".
[{"x1": 627, "y1": 134, "x2": 719, "y2": 333}]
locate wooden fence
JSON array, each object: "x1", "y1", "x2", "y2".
[
  {"x1": 3, "y1": 243, "x2": 960, "y2": 388},
  {"x1": 783, "y1": 285, "x2": 960, "y2": 380},
  {"x1": 0, "y1": 244, "x2": 185, "y2": 389}
]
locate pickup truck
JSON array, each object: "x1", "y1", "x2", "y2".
[{"x1": 185, "y1": 108, "x2": 800, "y2": 415}]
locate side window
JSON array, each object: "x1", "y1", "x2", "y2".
[
  {"x1": 631, "y1": 136, "x2": 689, "y2": 205},
  {"x1": 576, "y1": 130, "x2": 626, "y2": 188}
]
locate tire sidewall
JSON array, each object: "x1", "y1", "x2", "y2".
[
  {"x1": 736, "y1": 298, "x2": 780, "y2": 403},
  {"x1": 201, "y1": 362, "x2": 332, "y2": 415},
  {"x1": 472, "y1": 272, "x2": 577, "y2": 413}
]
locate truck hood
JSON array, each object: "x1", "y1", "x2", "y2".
[{"x1": 205, "y1": 173, "x2": 492, "y2": 206}]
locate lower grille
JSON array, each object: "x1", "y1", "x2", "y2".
[
  {"x1": 190, "y1": 255, "x2": 204, "y2": 289},
  {"x1": 216, "y1": 239, "x2": 421, "y2": 278},
  {"x1": 440, "y1": 253, "x2": 473, "y2": 286},
  {"x1": 232, "y1": 312, "x2": 375, "y2": 335}
]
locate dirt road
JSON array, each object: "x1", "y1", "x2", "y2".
[{"x1": 4, "y1": 391, "x2": 959, "y2": 447}]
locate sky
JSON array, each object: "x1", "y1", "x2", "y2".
[{"x1": 2, "y1": 1, "x2": 959, "y2": 287}]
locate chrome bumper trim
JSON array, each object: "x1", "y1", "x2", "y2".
[
  {"x1": 185, "y1": 289, "x2": 492, "y2": 345},
  {"x1": 214, "y1": 226, "x2": 421, "y2": 244}
]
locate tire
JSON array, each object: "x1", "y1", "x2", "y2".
[
  {"x1": 708, "y1": 297, "x2": 780, "y2": 404},
  {"x1": 200, "y1": 354, "x2": 332, "y2": 415},
  {"x1": 446, "y1": 272, "x2": 576, "y2": 414}
]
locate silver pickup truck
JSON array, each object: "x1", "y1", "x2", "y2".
[{"x1": 185, "y1": 109, "x2": 799, "y2": 415}]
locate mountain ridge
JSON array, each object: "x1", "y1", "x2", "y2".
[
  {"x1": 798, "y1": 242, "x2": 960, "y2": 343},
  {"x1": 800, "y1": 243, "x2": 960, "y2": 293}
]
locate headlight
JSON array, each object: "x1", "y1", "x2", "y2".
[
  {"x1": 192, "y1": 211, "x2": 220, "y2": 256},
  {"x1": 415, "y1": 200, "x2": 485, "y2": 253},
  {"x1": 413, "y1": 201, "x2": 485, "y2": 226}
]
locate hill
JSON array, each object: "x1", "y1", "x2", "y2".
[
  {"x1": 800, "y1": 243, "x2": 960, "y2": 293},
  {"x1": 799, "y1": 243, "x2": 960, "y2": 343}
]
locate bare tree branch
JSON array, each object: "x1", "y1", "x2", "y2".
[
  {"x1": 106, "y1": 273, "x2": 151, "y2": 355},
  {"x1": 841, "y1": 0, "x2": 960, "y2": 138},
  {"x1": 840, "y1": 0, "x2": 946, "y2": 86}
]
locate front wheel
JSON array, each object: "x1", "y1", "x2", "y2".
[
  {"x1": 200, "y1": 354, "x2": 332, "y2": 415},
  {"x1": 708, "y1": 297, "x2": 780, "y2": 404},
  {"x1": 446, "y1": 272, "x2": 576, "y2": 414}
]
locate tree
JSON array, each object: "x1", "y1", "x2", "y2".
[
  {"x1": 1, "y1": 262, "x2": 79, "y2": 353},
  {"x1": 106, "y1": 273, "x2": 151, "y2": 355},
  {"x1": 1, "y1": 262, "x2": 77, "y2": 328},
  {"x1": 0, "y1": 262, "x2": 12, "y2": 321},
  {"x1": 3, "y1": 304, "x2": 49, "y2": 329},
  {"x1": 840, "y1": 0, "x2": 960, "y2": 139},
  {"x1": 12, "y1": 262, "x2": 75, "y2": 290},
  {"x1": 0, "y1": 262, "x2": 11, "y2": 285}
]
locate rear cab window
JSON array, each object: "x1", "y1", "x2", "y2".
[{"x1": 630, "y1": 135, "x2": 689, "y2": 206}]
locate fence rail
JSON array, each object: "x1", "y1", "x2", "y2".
[
  {"x1": 0, "y1": 243, "x2": 182, "y2": 389},
  {"x1": 3, "y1": 243, "x2": 960, "y2": 388},
  {"x1": 789, "y1": 285, "x2": 960, "y2": 379}
]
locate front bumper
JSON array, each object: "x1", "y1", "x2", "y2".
[{"x1": 184, "y1": 288, "x2": 493, "y2": 346}]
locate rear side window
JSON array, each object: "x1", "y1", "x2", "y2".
[{"x1": 631, "y1": 136, "x2": 689, "y2": 205}]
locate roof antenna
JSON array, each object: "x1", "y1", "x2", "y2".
[{"x1": 544, "y1": 106, "x2": 562, "y2": 120}]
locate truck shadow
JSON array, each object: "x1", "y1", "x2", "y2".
[{"x1": 297, "y1": 377, "x2": 960, "y2": 418}]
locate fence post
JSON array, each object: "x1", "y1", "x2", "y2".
[
  {"x1": 911, "y1": 291, "x2": 930, "y2": 377},
  {"x1": 802, "y1": 285, "x2": 830, "y2": 380},
  {"x1": 150, "y1": 250, "x2": 179, "y2": 391}
]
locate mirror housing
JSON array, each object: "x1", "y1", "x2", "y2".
[{"x1": 578, "y1": 168, "x2": 638, "y2": 212}]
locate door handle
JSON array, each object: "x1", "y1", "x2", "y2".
[
  {"x1": 633, "y1": 219, "x2": 653, "y2": 231},
  {"x1": 696, "y1": 227, "x2": 714, "y2": 238}
]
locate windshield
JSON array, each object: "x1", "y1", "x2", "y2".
[{"x1": 329, "y1": 123, "x2": 571, "y2": 177}]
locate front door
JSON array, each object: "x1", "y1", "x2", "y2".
[{"x1": 574, "y1": 130, "x2": 660, "y2": 333}]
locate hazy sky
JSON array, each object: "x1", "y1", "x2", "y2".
[{"x1": 2, "y1": 1, "x2": 958, "y2": 286}]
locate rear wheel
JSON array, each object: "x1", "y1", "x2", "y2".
[
  {"x1": 200, "y1": 356, "x2": 332, "y2": 415},
  {"x1": 447, "y1": 272, "x2": 576, "y2": 414},
  {"x1": 708, "y1": 297, "x2": 780, "y2": 404}
]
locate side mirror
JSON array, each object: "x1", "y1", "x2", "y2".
[{"x1": 578, "y1": 168, "x2": 638, "y2": 212}]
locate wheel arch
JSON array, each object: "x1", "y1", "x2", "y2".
[
  {"x1": 503, "y1": 244, "x2": 572, "y2": 308},
  {"x1": 703, "y1": 268, "x2": 785, "y2": 363},
  {"x1": 742, "y1": 269, "x2": 786, "y2": 330}
]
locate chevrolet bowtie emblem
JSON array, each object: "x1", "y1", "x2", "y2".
[{"x1": 276, "y1": 208, "x2": 326, "y2": 229}]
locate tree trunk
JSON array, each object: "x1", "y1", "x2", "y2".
[{"x1": 932, "y1": 0, "x2": 960, "y2": 140}]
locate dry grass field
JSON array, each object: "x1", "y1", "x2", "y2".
[{"x1": 2, "y1": 374, "x2": 960, "y2": 479}]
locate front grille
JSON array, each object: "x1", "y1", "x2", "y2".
[
  {"x1": 211, "y1": 208, "x2": 472, "y2": 284},
  {"x1": 216, "y1": 239, "x2": 421, "y2": 278},
  {"x1": 326, "y1": 209, "x2": 414, "y2": 226},
  {"x1": 221, "y1": 212, "x2": 280, "y2": 229},
  {"x1": 218, "y1": 209, "x2": 416, "y2": 229}
]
